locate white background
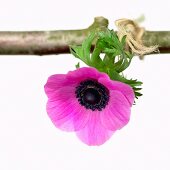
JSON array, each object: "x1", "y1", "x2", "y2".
[{"x1": 0, "y1": 0, "x2": 170, "y2": 169}]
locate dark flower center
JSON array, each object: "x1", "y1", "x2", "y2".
[
  {"x1": 83, "y1": 88, "x2": 101, "y2": 104},
  {"x1": 75, "y1": 79, "x2": 109, "y2": 111}
]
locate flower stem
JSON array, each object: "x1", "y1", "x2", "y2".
[{"x1": 0, "y1": 17, "x2": 169, "y2": 55}]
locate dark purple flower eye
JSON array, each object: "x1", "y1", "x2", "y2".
[
  {"x1": 44, "y1": 67, "x2": 134, "y2": 146},
  {"x1": 75, "y1": 79, "x2": 109, "y2": 111}
]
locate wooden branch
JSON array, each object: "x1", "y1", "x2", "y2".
[
  {"x1": 143, "y1": 31, "x2": 170, "y2": 53},
  {"x1": 0, "y1": 16, "x2": 169, "y2": 55}
]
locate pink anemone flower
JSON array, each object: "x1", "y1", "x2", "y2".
[{"x1": 44, "y1": 67, "x2": 134, "y2": 146}]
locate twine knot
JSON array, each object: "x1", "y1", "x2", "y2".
[{"x1": 115, "y1": 18, "x2": 159, "y2": 59}]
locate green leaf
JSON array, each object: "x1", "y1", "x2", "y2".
[
  {"x1": 75, "y1": 62, "x2": 80, "y2": 69},
  {"x1": 69, "y1": 29, "x2": 143, "y2": 100},
  {"x1": 91, "y1": 47, "x2": 104, "y2": 68},
  {"x1": 82, "y1": 32, "x2": 96, "y2": 64},
  {"x1": 121, "y1": 35, "x2": 127, "y2": 47},
  {"x1": 70, "y1": 46, "x2": 84, "y2": 61},
  {"x1": 106, "y1": 70, "x2": 143, "y2": 99}
]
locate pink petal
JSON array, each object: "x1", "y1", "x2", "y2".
[
  {"x1": 67, "y1": 67, "x2": 109, "y2": 83},
  {"x1": 44, "y1": 67, "x2": 109, "y2": 98},
  {"x1": 76, "y1": 112, "x2": 114, "y2": 146},
  {"x1": 44, "y1": 74, "x2": 79, "y2": 98},
  {"x1": 100, "y1": 90, "x2": 131, "y2": 131},
  {"x1": 99, "y1": 77, "x2": 134, "y2": 106},
  {"x1": 47, "y1": 86, "x2": 89, "y2": 131}
]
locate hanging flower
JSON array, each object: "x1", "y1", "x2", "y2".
[
  {"x1": 44, "y1": 67, "x2": 134, "y2": 146},
  {"x1": 44, "y1": 29, "x2": 143, "y2": 146}
]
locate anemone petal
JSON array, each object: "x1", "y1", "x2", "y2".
[
  {"x1": 47, "y1": 86, "x2": 89, "y2": 131},
  {"x1": 100, "y1": 90, "x2": 131, "y2": 131},
  {"x1": 76, "y1": 112, "x2": 114, "y2": 146},
  {"x1": 44, "y1": 74, "x2": 78, "y2": 98},
  {"x1": 99, "y1": 77, "x2": 134, "y2": 106},
  {"x1": 67, "y1": 67, "x2": 109, "y2": 83}
]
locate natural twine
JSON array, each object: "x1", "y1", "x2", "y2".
[{"x1": 115, "y1": 18, "x2": 159, "y2": 59}]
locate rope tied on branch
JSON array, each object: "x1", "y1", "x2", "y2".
[{"x1": 115, "y1": 18, "x2": 159, "y2": 59}]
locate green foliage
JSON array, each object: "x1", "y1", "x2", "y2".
[
  {"x1": 75, "y1": 62, "x2": 80, "y2": 69},
  {"x1": 70, "y1": 29, "x2": 142, "y2": 99}
]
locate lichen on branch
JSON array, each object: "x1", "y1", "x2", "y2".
[{"x1": 0, "y1": 16, "x2": 169, "y2": 55}]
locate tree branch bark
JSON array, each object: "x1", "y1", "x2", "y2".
[{"x1": 0, "y1": 16, "x2": 169, "y2": 55}]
